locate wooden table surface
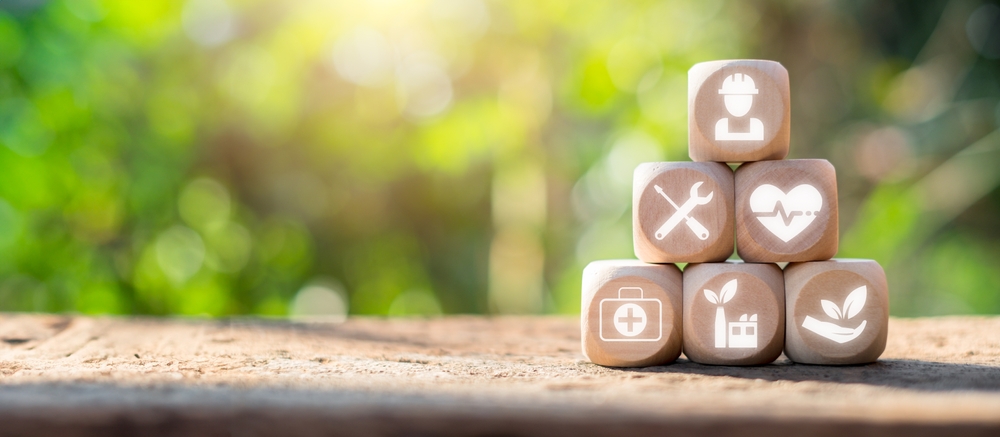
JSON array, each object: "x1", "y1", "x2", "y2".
[{"x1": 0, "y1": 314, "x2": 998, "y2": 436}]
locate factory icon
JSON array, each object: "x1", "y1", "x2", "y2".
[{"x1": 704, "y1": 279, "x2": 758, "y2": 349}]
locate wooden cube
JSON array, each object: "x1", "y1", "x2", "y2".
[
  {"x1": 688, "y1": 60, "x2": 790, "y2": 163},
  {"x1": 633, "y1": 162, "x2": 735, "y2": 263},
  {"x1": 582, "y1": 260, "x2": 683, "y2": 367},
  {"x1": 735, "y1": 159, "x2": 838, "y2": 263},
  {"x1": 784, "y1": 259, "x2": 889, "y2": 365},
  {"x1": 682, "y1": 261, "x2": 784, "y2": 365}
]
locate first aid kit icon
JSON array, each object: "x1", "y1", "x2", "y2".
[{"x1": 599, "y1": 287, "x2": 662, "y2": 342}]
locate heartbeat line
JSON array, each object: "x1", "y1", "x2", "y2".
[{"x1": 753, "y1": 202, "x2": 815, "y2": 226}]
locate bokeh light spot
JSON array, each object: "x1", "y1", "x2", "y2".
[
  {"x1": 204, "y1": 222, "x2": 252, "y2": 273},
  {"x1": 291, "y1": 281, "x2": 348, "y2": 322},
  {"x1": 397, "y1": 54, "x2": 454, "y2": 118},
  {"x1": 155, "y1": 226, "x2": 206, "y2": 285},
  {"x1": 853, "y1": 126, "x2": 913, "y2": 182},
  {"x1": 967, "y1": 3, "x2": 1000, "y2": 59},
  {"x1": 429, "y1": 0, "x2": 490, "y2": 39},
  {"x1": 388, "y1": 289, "x2": 442, "y2": 316},
  {"x1": 182, "y1": 0, "x2": 236, "y2": 47},
  {"x1": 179, "y1": 178, "x2": 231, "y2": 231},
  {"x1": 331, "y1": 26, "x2": 394, "y2": 87}
]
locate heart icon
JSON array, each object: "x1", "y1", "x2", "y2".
[{"x1": 749, "y1": 184, "x2": 823, "y2": 242}]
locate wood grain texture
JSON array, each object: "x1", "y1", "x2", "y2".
[
  {"x1": 688, "y1": 59, "x2": 790, "y2": 163},
  {"x1": 683, "y1": 261, "x2": 785, "y2": 365},
  {"x1": 581, "y1": 260, "x2": 683, "y2": 367},
  {"x1": 633, "y1": 162, "x2": 735, "y2": 263},
  {"x1": 0, "y1": 314, "x2": 998, "y2": 435},
  {"x1": 784, "y1": 259, "x2": 889, "y2": 364},
  {"x1": 735, "y1": 159, "x2": 839, "y2": 262}
]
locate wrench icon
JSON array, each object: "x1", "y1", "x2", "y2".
[{"x1": 653, "y1": 182, "x2": 714, "y2": 240}]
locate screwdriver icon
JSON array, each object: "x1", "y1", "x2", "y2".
[{"x1": 653, "y1": 182, "x2": 713, "y2": 241}]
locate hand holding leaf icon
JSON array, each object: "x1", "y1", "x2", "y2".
[{"x1": 802, "y1": 285, "x2": 870, "y2": 344}]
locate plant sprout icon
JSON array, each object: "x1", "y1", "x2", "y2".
[{"x1": 802, "y1": 286, "x2": 868, "y2": 344}]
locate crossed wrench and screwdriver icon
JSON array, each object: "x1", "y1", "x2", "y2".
[{"x1": 653, "y1": 182, "x2": 714, "y2": 241}]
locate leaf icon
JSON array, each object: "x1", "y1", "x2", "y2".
[
  {"x1": 821, "y1": 300, "x2": 843, "y2": 320},
  {"x1": 843, "y1": 286, "x2": 867, "y2": 319},
  {"x1": 719, "y1": 279, "x2": 737, "y2": 304},
  {"x1": 704, "y1": 289, "x2": 719, "y2": 304}
]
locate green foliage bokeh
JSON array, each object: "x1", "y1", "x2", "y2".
[{"x1": 0, "y1": 0, "x2": 998, "y2": 317}]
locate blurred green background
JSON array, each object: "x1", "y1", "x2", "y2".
[{"x1": 0, "y1": 0, "x2": 997, "y2": 318}]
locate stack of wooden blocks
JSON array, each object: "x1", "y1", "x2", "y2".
[{"x1": 581, "y1": 60, "x2": 889, "y2": 367}]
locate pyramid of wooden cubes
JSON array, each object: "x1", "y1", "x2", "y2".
[{"x1": 582, "y1": 60, "x2": 889, "y2": 367}]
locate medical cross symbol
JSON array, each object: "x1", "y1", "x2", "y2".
[
  {"x1": 619, "y1": 307, "x2": 643, "y2": 331},
  {"x1": 613, "y1": 303, "x2": 647, "y2": 336}
]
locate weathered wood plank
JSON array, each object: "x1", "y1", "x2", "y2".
[{"x1": 0, "y1": 315, "x2": 998, "y2": 436}]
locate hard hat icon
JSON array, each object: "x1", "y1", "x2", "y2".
[
  {"x1": 714, "y1": 71, "x2": 765, "y2": 140},
  {"x1": 718, "y1": 73, "x2": 758, "y2": 95}
]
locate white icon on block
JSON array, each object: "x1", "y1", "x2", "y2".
[
  {"x1": 652, "y1": 182, "x2": 714, "y2": 241},
  {"x1": 802, "y1": 285, "x2": 868, "y2": 344},
  {"x1": 613, "y1": 304, "x2": 647, "y2": 336},
  {"x1": 704, "y1": 279, "x2": 758, "y2": 349},
  {"x1": 600, "y1": 287, "x2": 662, "y2": 342},
  {"x1": 728, "y1": 314, "x2": 758, "y2": 348},
  {"x1": 750, "y1": 184, "x2": 822, "y2": 242},
  {"x1": 715, "y1": 73, "x2": 764, "y2": 141}
]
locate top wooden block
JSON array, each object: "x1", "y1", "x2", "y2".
[{"x1": 688, "y1": 60, "x2": 790, "y2": 163}]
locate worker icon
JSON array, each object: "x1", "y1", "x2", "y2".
[{"x1": 715, "y1": 73, "x2": 764, "y2": 141}]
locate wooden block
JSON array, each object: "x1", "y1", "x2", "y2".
[
  {"x1": 682, "y1": 261, "x2": 784, "y2": 365},
  {"x1": 688, "y1": 60, "x2": 790, "y2": 163},
  {"x1": 784, "y1": 259, "x2": 889, "y2": 365},
  {"x1": 581, "y1": 260, "x2": 683, "y2": 367},
  {"x1": 633, "y1": 162, "x2": 735, "y2": 263},
  {"x1": 735, "y1": 159, "x2": 838, "y2": 263}
]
